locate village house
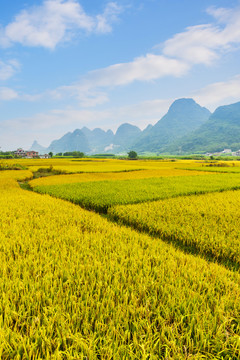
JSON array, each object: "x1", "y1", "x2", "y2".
[
  {"x1": 222, "y1": 149, "x2": 232, "y2": 154},
  {"x1": 39, "y1": 154, "x2": 50, "y2": 159},
  {"x1": 14, "y1": 148, "x2": 39, "y2": 158},
  {"x1": 14, "y1": 148, "x2": 26, "y2": 157},
  {"x1": 232, "y1": 150, "x2": 240, "y2": 156},
  {"x1": 26, "y1": 151, "x2": 39, "y2": 158}
]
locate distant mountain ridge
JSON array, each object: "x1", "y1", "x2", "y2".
[
  {"x1": 47, "y1": 129, "x2": 90, "y2": 154},
  {"x1": 31, "y1": 123, "x2": 143, "y2": 154},
  {"x1": 30, "y1": 98, "x2": 240, "y2": 155},
  {"x1": 30, "y1": 140, "x2": 48, "y2": 154},
  {"x1": 81, "y1": 127, "x2": 114, "y2": 153}
]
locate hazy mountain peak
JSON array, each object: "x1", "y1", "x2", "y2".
[
  {"x1": 30, "y1": 140, "x2": 47, "y2": 154},
  {"x1": 114, "y1": 123, "x2": 142, "y2": 149},
  {"x1": 73, "y1": 129, "x2": 83, "y2": 135},
  {"x1": 168, "y1": 98, "x2": 210, "y2": 115}
]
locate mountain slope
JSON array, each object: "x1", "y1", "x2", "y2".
[
  {"x1": 166, "y1": 101, "x2": 240, "y2": 154},
  {"x1": 133, "y1": 98, "x2": 211, "y2": 153},
  {"x1": 30, "y1": 141, "x2": 47, "y2": 154},
  {"x1": 48, "y1": 129, "x2": 90, "y2": 154},
  {"x1": 114, "y1": 123, "x2": 142, "y2": 150},
  {"x1": 81, "y1": 127, "x2": 114, "y2": 153}
]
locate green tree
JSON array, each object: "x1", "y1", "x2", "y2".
[
  {"x1": 63, "y1": 151, "x2": 84, "y2": 158},
  {"x1": 48, "y1": 152, "x2": 53, "y2": 158},
  {"x1": 128, "y1": 150, "x2": 138, "y2": 159}
]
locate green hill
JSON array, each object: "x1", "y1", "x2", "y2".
[
  {"x1": 166, "y1": 101, "x2": 240, "y2": 154},
  {"x1": 133, "y1": 98, "x2": 211, "y2": 153},
  {"x1": 48, "y1": 129, "x2": 90, "y2": 154}
]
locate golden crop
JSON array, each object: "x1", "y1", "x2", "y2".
[
  {"x1": 29, "y1": 168, "x2": 208, "y2": 188},
  {"x1": 3, "y1": 157, "x2": 207, "y2": 174},
  {"x1": 1, "y1": 164, "x2": 240, "y2": 358},
  {"x1": 0, "y1": 169, "x2": 32, "y2": 181},
  {"x1": 109, "y1": 189, "x2": 240, "y2": 268}
]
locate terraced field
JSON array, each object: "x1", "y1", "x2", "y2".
[{"x1": 1, "y1": 158, "x2": 240, "y2": 359}]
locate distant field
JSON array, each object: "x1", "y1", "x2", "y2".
[
  {"x1": 29, "y1": 167, "x2": 208, "y2": 187},
  {"x1": 33, "y1": 173, "x2": 240, "y2": 212},
  {"x1": 1, "y1": 157, "x2": 209, "y2": 173},
  {"x1": 185, "y1": 164, "x2": 240, "y2": 173},
  {"x1": 1, "y1": 170, "x2": 240, "y2": 358}
]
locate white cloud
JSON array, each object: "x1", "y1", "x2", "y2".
[
  {"x1": 162, "y1": 6, "x2": 240, "y2": 65},
  {"x1": 3, "y1": 3, "x2": 240, "y2": 109},
  {"x1": 50, "y1": 85, "x2": 109, "y2": 107},
  {"x1": 48, "y1": 4, "x2": 240, "y2": 107},
  {"x1": 0, "y1": 87, "x2": 19, "y2": 101},
  {"x1": 0, "y1": 86, "x2": 43, "y2": 103},
  {"x1": 1, "y1": 0, "x2": 123, "y2": 49},
  {"x1": 96, "y1": 2, "x2": 122, "y2": 33},
  {"x1": 113, "y1": 98, "x2": 172, "y2": 128},
  {"x1": 84, "y1": 54, "x2": 188, "y2": 87},
  {"x1": 0, "y1": 59, "x2": 20, "y2": 80},
  {"x1": 51, "y1": 54, "x2": 188, "y2": 106},
  {"x1": 192, "y1": 75, "x2": 240, "y2": 110}
]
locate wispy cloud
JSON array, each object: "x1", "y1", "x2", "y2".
[
  {"x1": 96, "y1": 2, "x2": 122, "y2": 33},
  {"x1": 81, "y1": 54, "x2": 188, "y2": 87},
  {"x1": 52, "y1": 54, "x2": 188, "y2": 106},
  {"x1": 48, "y1": 4, "x2": 240, "y2": 107},
  {"x1": 0, "y1": 52, "x2": 187, "y2": 105},
  {"x1": 0, "y1": 87, "x2": 19, "y2": 101},
  {"x1": 192, "y1": 75, "x2": 240, "y2": 110},
  {"x1": 0, "y1": 0, "x2": 123, "y2": 49},
  {"x1": 0, "y1": 59, "x2": 20, "y2": 80},
  {"x1": 162, "y1": 5, "x2": 240, "y2": 65}
]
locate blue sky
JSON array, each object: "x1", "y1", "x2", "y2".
[{"x1": 1, "y1": 0, "x2": 240, "y2": 150}]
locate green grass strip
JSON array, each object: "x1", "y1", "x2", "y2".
[{"x1": 33, "y1": 173, "x2": 240, "y2": 213}]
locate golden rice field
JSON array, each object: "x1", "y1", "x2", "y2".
[
  {"x1": 1, "y1": 158, "x2": 240, "y2": 359},
  {"x1": 184, "y1": 165, "x2": 240, "y2": 173},
  {"x1": 1, "y1": 157, "x2": 216, "y2": 174},
  {"x1": 29, "y1": 167, "x2": 208, "y2": 188},
  {"x1": 108, "y1": 190, "x2": 240, "y2": 269}
]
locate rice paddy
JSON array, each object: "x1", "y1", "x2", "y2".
[{"x1": 1, "y1": 158, "x2": 240, "y2": 359}]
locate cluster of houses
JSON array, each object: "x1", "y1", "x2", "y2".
[
  {"x1": 205, "y1": 149, "x2": 240, "y2": 157},
  {"x1": 14, "y1": 148, "x2": 50, "y2": 159}
]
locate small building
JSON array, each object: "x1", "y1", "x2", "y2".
[
  {"x1": 39, "y1": 154, "x2": 50, "y2": 159},
  {"x1": 26, "y1": 151, "x2": 39, "y2": 158},
  {"x1": 14, "y1": 149, "x2": 39, "y2": 158},
  {"x1": 222, "y1": 149, "x2": 232, "y2": 154},
  {"x1": 14, "y1": 148, "x2": 26, "y2": 157},
  {"x1": 234, "y1": 150, "x2": 240, "y2": 156}
]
